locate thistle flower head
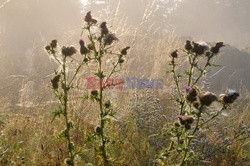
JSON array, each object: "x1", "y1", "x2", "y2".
[
  {"x1": 50, "y1": 40, "x2": 57, "y2": 48},
  {"x1": 61, "y1": 46, "x2": 77, "y2": 57},
  {"x1": 85, "y1": 11, "x2": 92, "y2": 23},
  {"x1": 104, "y1": 100, "x2": 111, "y2": 108},
  {"x1": 121, "y1": 46, "x2": 130, "y2": 55},
  {"x1": 185, "y1": 123, "x2": 191, "y2": 130},
  {"x1": 84, "y1": 11, "x2": 97, "y2": 25},
  {"x1": 185, "y1": 87, "x2": 192, "y2": 93},
  {"x1": 219, "y1": 89, "x2": 239, "y2": 104},
  {"x1": 88, "y1": 43, "x2": 95, "y2": 51},
  {"x1": 192, "y1": 41, "x2": 206, "y2": 55},
  {"x1": 177, "y1": 115, "x2": 184, "y2": 121},
  {"x1": 100, "y1": 22, "x2": 109, "y2": 35},
  {"x1": 186, "y1": 86, "x2": 198, "y2": 102},
  {"x1": 185, "y1": 40, "x2": 192, "y2": 51},
  {"x1": 199, "y1": 92, "x2": 218, "y2": 106},
  {"x1": 95, "y1": 126, "x2": 102, "y2": 134},
  {"x1": 104, "y1": 33, "x2": 118, "y2": 46},
  {"x1": 211, "y1": 42, "x2": 225, "y2": 54},
  {"x1": 171, "y1": 50, "x2": 178, "y2": 58},
  {"x1": 79, "y1": 39, "x2": 85, "y2": 47},
  {"x1": 91, "y1": 90, "x2": 98, "y2": 97},
  {"x1": 45, "y1": 45, "x2": 51, "y2": 51},
  {"x1": 51, "y1": 74, "x2": 61, "y2": 89}
]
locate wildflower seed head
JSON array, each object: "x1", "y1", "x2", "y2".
[
  {"x1": 91, "y1": 18, "x2": 97, "y2": 24},
  {"x1": 85, "y1": 11, "x2": 92, "y2": 23},
  {"x1": 121, "y1": 46, "x2": 130, "y2": 55},
  {"x1": 184, "y1": 116, "x2": 194, "y2": 124},
  {"x1": 91, "y1": 90, "x2": 98, "y2": 97},
  {"x1": 104, "y1": 100, "x2": 111, "y2": 108},
  {"x1": 171, "y1": 50, "x2": 178, "y2": 58},
  {"x1": 215, "y1": 42, "x2": 225, "y2": 48},
  {"x1": 104, "y1": 33, "x2": 118, "y2": 46},
  {"x1": 80, "y1": 45, "x2": 88, "y2": 55},
  {"x1": 211, "y1": 42, "x2": 225, "y2": 54},
  {"x1": 87, "y1": 43, "x2": 95, "y2": 51},
  {"x1": 186, "y1": 87, "x2": 198, "y2": 102},
  {"x1": 51, "y1": 75, "x2": 61, "y2": 89},
  {"x1": 95, "y1": 126, "x2": 102, "y2": 134},
  {"x1": 174, "y1": 121, "x2": 180, "y2": 127},
  {"x1": 219, "y1": 90, "x2": 239, "y2": 104},
  {"x1": 64, "y1": 158, "x2": 73, "y2": 165},
  {"x1": 50, "y1": 39, "x2": 57, "y2": 48},
  {"x1": 118, "y1": 58, "x2": 125, "y2": 64},
  {"x1": 185, "y1": 40, "x2": 192, "y2": 51},
  {"x1": 61, "y1": 46, "x2": 77, "y2": 57},
  {"x1": 185, "y1": 123, "x2": 191, "y2": 130},
  {"x1": 85, "y1": 11, "x2": 97, "y2": 24},
  {"x1": 100, "y1": 22, "x2": 109, "y2": 35},
  {"x1": 192, "y1": 42, "x2": 206, "y2": 55},
  {"x1": 199, "y1": 92, "x2": 218, "y2": 106},
  {"x1": 45, "y1": 45, "x2": 51, "y2": 51},
  {"x1": 193, "y1": 101, "x2": 200, "y2": 109},
  {"x1": 79, "y1": 39, "x2": 85, "y2": 47},
  {"x1": 83, "y1": 57, "x2": 89, "y2": 63}
]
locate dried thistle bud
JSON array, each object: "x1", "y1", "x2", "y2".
[
  {"x1": 85, "y1": 11, "x2": 92, "y2": 23},
  {"x1": 174, "y1": 121, "x2": 180, "y2": 127},
  {"x1": 85, "y1": 11, "x2": 97, "y2": 24},
  {"x1": 183, "y1": 116, "x2": 194, "y2": 124},
  {"x1": 64, "y1": 158, "x2": 73, "y2": 165},
  {"x1": 100, "y1": 22, "x2": 109, "y2": 35},
  {"x1": 118, "y1": 58, "x2": 125, "y2": 64},
  {"x1": 50, "y1": 40, "x2": 57, "y2": 48},
  {"x1": 104, "y1": 33, "x2": 118, "y2": 46},
  {"x1": 91, "y1": 90, "x2": 98, "y2": 97},
  {"x1": 219, "y1": 89, "x2": 239, "y2": 104},
  {"x1": 171, "y1": 50, "x2": 178, "y2": 58},
  {"x1": 61, "y1": 46, "x2": 77, "y2": 57},
  {"x1": 192, "y1": 42, "x2": 206, "y2": 55},
  {"x1": 45, "y1": 45, "x2": 51, "y2": 51},
  {"x1": 178, "y1": 115, "x2": 194, "y2": 125},
  {"x1": 87, "y1": 43, "x2": 95, "y2": 51},
  {"x1": 80, "y1": 45, "x2": 88, "y2": 55},
  {"x1": 179, "y1": 139, "x2": 184, "y2": 144},
  {"x1": 211, "y1": 42, "x2": 225, "y2": 54},
  {"x1": 104, "y1": 100, "x2": 111, "y2": 108},
  {"x1": 199, "y1": 92, "x2": 217, "y2": 106},
  {"x1": 121, "y1": 46, "x2": 130, "y2": 55},
  {"x1": 193, "y1": 101, "x2": 200, "y2": 109},
  {"x1": 95, "y1": 126, "x2": 102, "y2": 134},
  {"x1": 91, "y1": 18, "x2": 97, "y2": 24},
  {"x1": 185, "y1": 123, "x2": 191, "y2": 130},
  {"x1": 186, "y1": 87, "x2": 198, "y2": 102},
  {"x1": 51, "y1": 75, "x2": 61, "y2": 89},
  {"x1": 83, "y1": 57, "x2": 89, "y2": 63},
  {"x1": 185, "y1": 40, "x2": 192, "y2": 51},
  {"x1": 79, "y1": 39, "x2": 88, "y2": 54}
]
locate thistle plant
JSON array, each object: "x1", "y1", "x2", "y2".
[
  {"x1": 45, "y1": 40, "x2": 87, "y2": 165},
  {"x1": 82, "y1": 12, "x2": 129, "y2": 165},
  {"x1": 45, "y1": 12, "x2": 129, "y2": 165},
  {"x1": 157, "y1": 41, "x2": 239, "y2": 165}
]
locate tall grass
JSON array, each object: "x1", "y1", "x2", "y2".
[{"x1": 0, "y1": 2, "x2": 249, "y2": 165}]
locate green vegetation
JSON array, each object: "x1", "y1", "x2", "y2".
[{"x1": 0, "y1": 11, "x2": 249, "y2": 166}]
